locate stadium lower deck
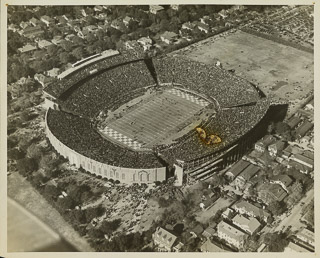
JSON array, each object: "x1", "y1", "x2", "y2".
[{"x1": 100, "y1": 88, "x2": 210, "y2": 150}]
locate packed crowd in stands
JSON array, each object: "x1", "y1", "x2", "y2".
[
  {"x1": 44, "y1": 51, "x2": 143, "y2": 99},
  {"x1": 153, "y1": 56, "x2": 260, "y2": 108},
  {"x1": 160, "y1": 98, "x2": 270, "y2": 164},
  {"x1": 46, "y1": 52, "x2": 271, "y2": 169},
  {"x1": 61, "y1": 60, "x2": 155, "y2": 118},
  {"x1": 47, "y1": 109, "x2": 163, "y2": 169}
]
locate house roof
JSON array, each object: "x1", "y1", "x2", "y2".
[
  {"x1": 161, "y1": 31, "x2": 178, "y2": 40},
  {"x1": 297, "y1": 228, "x2": 314, "y2": 245},
  {"x1": 226, "y1": 159, "x2": 250, "y2": 178},
  {"x1": 18, "y1": 44, "x2": 37, "y2": 53},
  {"x1": 237, "y1": 164, "x2": 260, "y2": 181},
  {"x1": 232, "y1": 214, "x2": 261, "y2": 233},
  {"x1": 268, "y1": 140, "x2": 286, "y2": 151},
  {"x1": 256, "y1": 135, "x2": 276, "y2": 148},
  {"x1": 217, "y1": 221, "x2": 247, "y2": 242},
  {"x1": 285, "y1": 241, "x2": 310, "y2": 252},
  {"x1": 191, "y1": 224, "x2": 204, "y2": 236},
  {"x1": 258, "y1": 183, "x2": 287, "y2": 202},
  {"x1": 270, "y1": 175, "x2": 293, "y2": 187},
  {"x1": 287, "y1": 116, "x2": 301, "y2": 128},
  {"x1": 233, "y1": 200, "x2": 271, "y2": 220},
  {"x1": 288, "y1": 160, "x2": 312, "y2": 172},
  {"x1": 292, "y1": 154, "x2": 313, "y2": 166},
  {"x1": 295, "y1": 121, "x2": 313, "y2": 137},
  {"x1": 200, "y1": 239, "x2": 226, "y2": 252},
  {"x1": 153, "y1": 227, "x2": 177, "y2": 249},
  {"x1": 38, "y1": 40, "x2": 53, "y2": 48}
]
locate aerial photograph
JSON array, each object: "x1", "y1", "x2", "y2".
[{"x1": 5, "y1": 4, "x2": 315, "y2": 253}]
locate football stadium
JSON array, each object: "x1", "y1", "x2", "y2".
[{"x1": 44, "y1": 50, "x2": 272, "y2": 184}]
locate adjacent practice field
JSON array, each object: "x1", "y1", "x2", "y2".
[
  {"x1": 175, "y1": 30, "x2": 314, "y2": 117},
  {"x1": 101, "y1": 88, "x2": 209, "y2": 149}
]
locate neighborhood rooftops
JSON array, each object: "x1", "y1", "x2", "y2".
[
  {"x1": 232, "y1": 200, "x2": 271, "y2": 222},
  {"x1": 226, "y1": 159, "x2": 250, "y2": 179}
]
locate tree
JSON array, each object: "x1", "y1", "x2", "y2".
[
  {"x1": 100, "y1": 219, "x2": 121, "y2": 235},
  {"x1": 264, "y1": 232, "x2": 289, "y2": 252},
  {"x1": 44, "y1": 184, "x2": 61, "y2": 199},
  {"x1": 8, "y1": 147, "x2": 26, "y2": 160},
  {"x1": 179, "y1": 10, "x2": 190, "y2": 23},
  {"x1": 59, "y1": 52, "x2": 73, "y2": 64},
  {"x1": 72, "y1": 46, "x2": 85, "y2": 60},
  {"x1": 27, "y1": 143, "x2": 45, "y2": 159},
  {"x1": 85, "y1": 205, "x2": 105, "y2": 222},
  {"x1": 16, "y1": 157, "x2": 38, "y2": 176},
  {"x1": 268, "y1": 201, "x2": 284, "y2": 216},
  {"x1": 47, "y1": 45, "x2": 59, "y2": 57},
  {"x1": 57, "y1": 196, "x2": 76, "y2": 210},
  {"x1": 158, "y1": 197, "x2": 170, "y2": 208}
]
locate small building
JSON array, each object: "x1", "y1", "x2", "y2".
[
  {"x1": 29, "y1": 17, "x2": 42, "y2": 27},
  {"x1": 217, "y1": 221, "x2": 247, "y2": 250},
  {"x1": 222, "y1": 208, "x2": 235, "y2": 220},
  {"x1": 269, "y1": 175, "x2": 293, "y2": 192},
  {"x1": 257, "y1": 183, "x2": 287, "y2": 205},
  {"x1": 18, "y1": 44, "x2": 37, "y2": 54},
  {"x1": 296, "y1": 228, "x2": 314, "y2": 248},
  {"x1": 152, "y1": 227, "x2": 178, "y2": 252},
  {"x1": 22, "y1": 26, "x2": 44, "y2": 38},
  {"x1": 94, "y1": 5, "x2": 104, "y2": 12},
  {"x1": 287, "y1": 116, "x2": 301, "y2": 129},
  {"x1": 170, "y1": 4, "x2": 179, "y2": 11},
  {"x1": 295, "y1": 121, "x2": 313, "y2": 139},
  {"x1": 41, "y1": 15, "x2": 55, "y2": 26},
  {"x1": 110, "y1": 19, "x2": 126, "y2": 32},
  {"x1": 160, "y1": 31, "x2": 178, "y2": 44},
  {"x1": 51, "y1": 35, "x2": 63, "y2": 46},
  {"x1": 232, "y1": 214, "x2": 261, "y2": 235},
  {"x1": 202, "y1": 224, "x2": 216, "y2": 238},
  {"x1": 268, "y1": 140, "x2": 286, "y2": 157},
  {"x1": 225, "y1": 159, "x2": 250, "y2": 181},
  {"x1": 34, "y1": 73, "x2": 54, "y2": 87},
  {"x1": 233, "y1": 164, "x2": 260, "y2": 190},
  {"x1": 47, "y1": 68, "x2": 60, "y2": 78},
  {"x1": 38, "y1": 39, "x2": 53, "y2": 49},
  {"x1": 291, "y1": 154, "x2": 313, "y2": 169},
  {"x1": 137, "y1": 36, "x2": 153, "y2": 51},
  {"x1": 149, "y1": 5, "x2": 165, "y2": 14},
  {"x1": 123, "y1": 16, "x2": 133, "y2": 26},
  {"x1": 197, "y1": 22, "x2": 210, "y2": 34},
  {"x1": 255, "y1": 135, "x2": 276, "y2": 153},
  {"x1": 232, "y1": 200, "x2": 271, "y2": 223},
  {"x1": 181, "y1": 21, "x2": 196, "y2": 31},
  {"x1": 200, "y1": 239, "x2": 226, "y2": 252},
  {"x1": 285, "y1": 241, "x2": 311, "y2": 252},
  {"x1": 287, "y1": 160, "x2": 312, "y2": 174}
]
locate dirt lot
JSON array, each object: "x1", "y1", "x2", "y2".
[{"x1": 174, "y1": 30, "x2": 314, "y2": 117}]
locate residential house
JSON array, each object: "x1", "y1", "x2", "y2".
[
  {"x1": 152, "y1": 227, "x2": 178, "y2": 252},
  {"x1": 41, "y1": 15, "x2": 55, "y2": 26},
  {"x1": 137, "y1": 36, "x2": 153, "y2": 51},
  {"x1": 291, "y1": 154, "x2": 313, "y2": 169},
  {"x1": 197, "y1": 22, "x2": 210, "y2": 34},
  {"x1": 20, "y1": 21, "x2": 30, "y2": 29},
  {"x1": 181, "y1": 21, "x2": 196, "y2": 31},
  {"x1": 202, "y1": 225, "x2": 216, "y2": 239},
  {"x1": 55, "y1": 15, "x2": 68, "y2": 25},
  {"x1": 287, "y1": 160, "x2": 312, "y2": 174},
  {"x1": 295, "y1": 120, "x2": 313, "y2": 139},
  {"x1": 285, "y1": 241, "x2": 311, "y2": 252},
  {"x1": 200, "y1": 239, "x2": 226, "y2": 252},
  {"x1": 47, "y1": 68, "x2": 60, "y2": 78},
  {"x1": 8, "y1": 24, "x2": 19, "y2": 32},
  {"x1": 217, "y1": 221, "x2": 247, "y2": 250},
  {"x1": 22, "y1": 26, "x2": 44, "y2": 38},
  {"x1": 257, "y1": 183, "x2": 287, "y2": 205},
  {"x1": 149, "y1": 5, "x2": 165, "y2": 14},
  {"x1": 233, "y1": 164, "x2": 260, "y2": 190},
  {"x1": 218, "y1": 9, "x2": 229, "y2": 19},
  {"x1": 38, "y1": 39, "x2": 53, "y2": 49},
  {"x1": 255, "y1": 135, "x2": 276, "y2": 153},
  {"x1": 51, "y1": 35, "x2": 63, "y2": 46},
  {"x1": 160, "y1": 31, "x2": 178, "y2": 44},
  {"x1": 123, "y1": 16, "x2": 133, "y2": 27},
  {"x1": 124, "y1": 40, "x2": 140, "y2": 50},
  {"x1": 232, "y1": 214, "x2": 261, "y2": 235},
  {"x1": 296, "y1": 228, "x2": 314, "y2": 248},
  {"x1": 287, "y1": 116, "x2": 301, "y2": 129},
  {"x1": 65, "y1": 34, "x2": 76, "y2": 41},
  {"x1": 232, "y1": 200, "x2": 271, "y2": 223},
  {"x1": 172, "y1": 242, "x2": 184, "y2": 252},
  {"x1": 82, "y1": 25, "x2": 99, "y2": 35},
  {"x1": 29, "y1": 17, "x2": 42, "y2": 27},
  {"x1": 305, "y1": 99, "x2": 314, "y2": 110},
  {"x1": 18, "y1": 44, "x2": 37, "y2": 54},
  {"x1": 225, "y1": 159, "x2": 250, "y2": 181},
  {"x1": 94, "y1": 5, "x2": 104, "y2": 12},
  {"x1": 110, "y1": 19, "x2": 126, "y2": 32},
  {"x1": 34, "y1": 73, "x2": 54, "y2": 87},
  {"x1": 270, "y1": 175, "x2": 293, "y2": 192},
  {"x1": 268, "y1": 140, "x2": 286, "y2": 157}
]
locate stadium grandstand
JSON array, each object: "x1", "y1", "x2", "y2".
[{"x1": 44, "y1": 50, "x2": 273, "y2": 184}]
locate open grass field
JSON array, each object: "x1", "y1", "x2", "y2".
[
  {"x1": 175, "y1": 30, "x2": 314, "y2": 117},
  {"x1": 101, "y1": 88, "x2": 209, "y2": 149}
]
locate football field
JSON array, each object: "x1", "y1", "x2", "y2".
[{"x1": 101, "y1": 88, "x2": 210, "y2": 149}]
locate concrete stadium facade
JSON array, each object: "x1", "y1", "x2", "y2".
[{"x1": 45, "y1": 111, "x2": 166, "y2": 184}]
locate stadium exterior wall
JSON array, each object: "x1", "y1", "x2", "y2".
[{"x1": 45, "y1": 110, "x2": 166, "y2": 184}]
